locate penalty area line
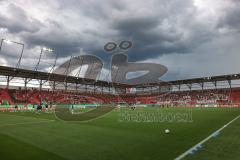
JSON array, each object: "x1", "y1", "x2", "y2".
[
  {"x1": 0, "y1": 113, "x2": 56, "y2": 121},
  {"x1": 174, "y1": 114, "x2": 240, "y2": 160},
  {"x1": 0, "y1": 120, "x2": 55, "y2": 127}
]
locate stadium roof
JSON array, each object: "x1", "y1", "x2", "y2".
[
  {"x1": 0, "y1": 65, "x2": 130, "y2": 88},
  {"x1": 1, "y1": 65, "x2": 240, "y2": 89}
]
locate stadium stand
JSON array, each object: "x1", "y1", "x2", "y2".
[
  {"x1": 0, "y1": 65, "x2": 240, "y2": 108},
  {"x1": 0, "y1": 88, "x2": 13, "y2": 105},
  {"x1": 0, "y1": 87, "x2": 239, "y2": 107},
  {"x1": 2, "y1": 89, "x2": 107, "y2": 105}
]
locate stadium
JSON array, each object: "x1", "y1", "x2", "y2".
[{"x1": 1, "y1": 0, "x2": 240, "y2": 160}]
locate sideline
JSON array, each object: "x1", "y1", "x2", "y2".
[{"x1": 174, "y1": 114, "x2": 240, "y2": 160}]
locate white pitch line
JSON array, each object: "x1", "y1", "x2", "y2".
[
  {"x1": 0, "y1": 113, "x2": 55, "y2": 121},
  {"x1": 174, "y1": 114, "x2": 240, "y2": 160},
  {"x1": 0, "y1": 120, "x2": 55, "y2": 127}
]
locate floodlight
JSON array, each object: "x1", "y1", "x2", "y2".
[
  {"x1": 4, "y1": 39, "x2": 13, "y2": 44},
  {"x1": 0, "y1": 39, "x2": 25, "y2": 68},
  {"x1": 42, "y1": 47, "x2": 54, "y2": 52}
]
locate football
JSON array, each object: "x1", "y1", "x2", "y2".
[{"x1": 165, "y1": 129, "x2": 170, "y2": 134}]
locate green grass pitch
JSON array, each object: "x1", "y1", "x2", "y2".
[{"x1": 0, "y1": 107, "x2": 240, "y2": 160}]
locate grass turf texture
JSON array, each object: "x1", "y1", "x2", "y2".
[{"x1": 0, "y1": 107, "x2": 239, "y2": 160}]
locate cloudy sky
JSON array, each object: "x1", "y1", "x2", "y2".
[{"x1": 0, "y1": 0, "x2": 240, "y2": 81}]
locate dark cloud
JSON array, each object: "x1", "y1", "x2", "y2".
[
  {"x1": 0, "y1": 4, "x2": 42, "y2": 33},
  {"x1": 217, "y1": 1, "x2": 240, "y2": 30},
  {"x1": 109, "y1": 0, "x2": 214, "y2": 61},
  {"x1": 1, "y1": 0, "x2": 209, "y2": 61},
  {"x1": 23, "y1": 30, "x2": 81, "y2": 57},
  {"x1": 0, "y1": 0, "x2": 240, "y2": 80}
]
